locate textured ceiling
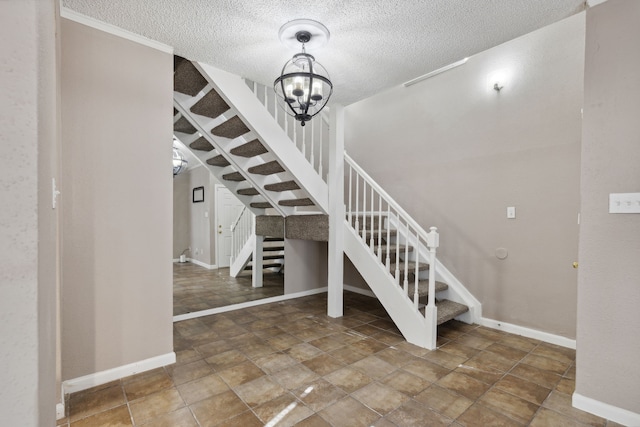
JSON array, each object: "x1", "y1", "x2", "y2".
[{"x1": 62, "y1": 0, "x2": 585, "y2": 105}]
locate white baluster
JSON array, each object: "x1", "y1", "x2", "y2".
[
  {"x1": 361, "y1": 181, "x2": 367, "y2": 243},
  {"x1": 354, "y1": 173, "x2": 360, "y2": 235},
  {"x1": 263, "y1": 84, "x2": 268, "y2": 109},
  {"x1": 404, "y1": 221, "x2": 409, "y2": 295},
  {"x1": 348, "y1": 165, "x2": 353, "y2": 225},
  {"x1": 318, "y1": 119, "x2": 323, "y2": 177},
  {"x1": 426, "y1": 227, "x2": 439, "y2": 313},
  {"x1": 302, "y1": 122, "x2": 306, "y2": 158},
  {"x1": 369, "y1": 186, "x2": 375, "y2": 251},
  {"x1": 386, "y1": 204, "x2": 391, "y2": 271},
  {"x1": 310, "y1": 119, "x2": 315, "y2": 170},
  {"x1": 414, "y1": 230, "x2": 420, "y2": 309},
  {"x1": 377, "y1": 195, "x2": 383, "y2": 262}
]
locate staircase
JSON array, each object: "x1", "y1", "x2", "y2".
[
  {"x1": 173, "y1": 55, "x2": 481, "y2": 350},
  {"x1": 242, "y1": 237, "x2": 285, "y2": 273}
]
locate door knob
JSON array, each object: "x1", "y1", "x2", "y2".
[{"x1": 572, "y1": 262, "x2": 579, "y2": 269}]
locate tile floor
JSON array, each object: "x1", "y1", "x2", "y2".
[
  {"x1": 59, "y1": 291, "x2": 623, "y2": 426},
  {"x1": 173, "y1": 262, "x2": 284, "y2": 315}
]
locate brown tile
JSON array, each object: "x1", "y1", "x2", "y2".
[
  {"x1": 129, "y1": 388, "x2": 185, "y2": 425},
  {"x1": 328, "y1": 346, "x2": 368, "y2": 364},
  {"x1": 284, "y1": 342, "x2": 324, "y2": 362},
  {"x1": 204, "y1": 349, "x2": 247, "y2": 371},
  {"x1": 565, "y1": 364, "x2": 576, "y2": 379},
  {"x1": 190, "y1": 390, "x2": 249, "y2": 427},
  {"x1": 522, "y1": 353, "x2": 570, "y2": 375},
  {"x1": 436, "y1": 371, "x2": 492, "y2": 400},
  {"x1": 423, "y1": 348, "x2": 467, "y2": 370},
  {"x1": 217, "y1": 360, "x2": 265, "y2": 387},
  {"x1": 351, "y1": 355, "x2": 397, "y2": 380},
  {"x1": 350, "y1": 337, "x2": 389, "y2": 355},
  {"x1": 454, "y1": 363, "x2": 504, "y2": 385},
  {"x1": 70, "y1": 404, "x2": 131, "y2": 427},
  {"x1": 464, "y1": 350, "x2": 517, "y2": 373},
  {"x1": 175, "y1": 349, "x2": 204, "y2": 366},
  {"x1": 485, "y1": 342, "x2": 529, "y2": 362},
  {"x1": 375, "y1": 347, "x2": 418, "y2": 367},
  {"x1": 498, "y1": 334, "x2": 540, "y2": 352},
  {"x1": 394, "y1": 341, "x2": 431, "y2": 357},
  {"x1": 239, "y1": 341, "x2": 278, "y2": 359},
  {"x1": 302, "y1": 353, "x2": 345, "y2": 376},
  {"x1": 352, "y1": 382, "x2": 410, "y2": 415},
  {"x1": 271, "y1": 363, "x2": 319, "y2": 390},
  {"x1": 495, "y1": 374, "x2": 551, "y2": 405},
  {"x1": 386, "y1": 398, "x2": 452, "y2": 426},
  {"x1": 530, "y1": 407, "x2": 591, "y2": 427},
  {"x1": 267, "y1": 334, "x2": 303, "y2": 351},
  {"x1": 556, "y1": 376, "x2": 575, "y2": 394},
  {"x1": 542, "y1": 391, "x2": 607, "y2": 426},
  {"x1": 468, "y1": 326, "x2": 507, "y2": 341},
  {"x1": 294, "y1": 379, "x2": 348, "y2": 412},
  {"x1": 123, "y1": 369, "x2": 173, "y2": 401},
  {"x1": 532, "y1": 342, "x2": 576, "y2": 364},
  {"x1": 138, "y1": 406, "x2": 198, "y2": 427},
  {"x1": 479, "y1": 387, "x2": 539, "y2": 424},
  {"x1": 454, "y1": 333, "x2": 494, "y2": 350},
  {"x1": 213, "y1": 410, "x2": 263, "y2": 427},
  {"x1": 373, "y1": 418, "x2": 398, "y2": 427},
  {"x1": 295, "y1": 414, "x2": 332, "y2": 427},
  {"x1": 309, "y1": 336, "x2": 345, "y2": 352},
  {"x1": 324, "y1": 367, "x2": 373, "y2": 393},
  {"x1": 176, "y1": 373, "x2": 229, "y2": 405},
  {"x1": 69, "y1": 383, "x2": 125, "y2": 422},
  {"x1": 167, "y1": 359, "x2": 213, "y2": 385},
  {"x1": 439, "y1": 341, "x2": 481, "y2": 359},
  {"x1": 457, "y1": 403, "x2": 522, "y2": 427},
  {"x1": 253, "y1": 352, "x2": 298, "y2": 374},
  {"x1": 371, "y1": 330, "x2": 405, "y2": 345},
  {"x1": 253, "y1": 326, "x2": 287, "y2": 339},
  {"x1": 195, "y1": 339, "x2": 235, "y2": 358},
  {"x1": 319, "y1": 396, "x2": 380, "y2": 426},
  {"x1": 234, "y1": 376, "x2": 287, "y2": 407},
  {"x1": 414, "y1": 384, "x2": 473, "y2": 419},
  {"x1": 403, "y1": 358, "x2": 450, "y2": 382},
  {"x1": 510, "y1": 362, "x2": 561, "y2": 389},
  {"x1": 253, "y1": 393, "x2": 314, "y2": 427},
  {"x1": 381, "y1": 369, "x2": 431, "y2": 397}
]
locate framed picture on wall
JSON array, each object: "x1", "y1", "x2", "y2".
[{"x1": 192, "y1": 186, "x2": 204, "y2": 203}]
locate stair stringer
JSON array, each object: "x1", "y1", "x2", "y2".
[
  {"x1": 344, "y1": 221, "x2": 434, "y2": 348},
  {"x1": 230, "y1": 234, "x2": 255, "y2": 277},
  {"x1": 387, "y1": 216, "x2": 482, "y2": 324},
  {"x1": 194, "y1": 62, "x2": 329, "y2": 214}
]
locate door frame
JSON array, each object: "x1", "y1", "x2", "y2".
[{"x1": 214, "y1": 184, "x2": 245, "y2": 268}]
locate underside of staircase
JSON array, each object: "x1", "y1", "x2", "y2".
[{"x1": 172, "y1": 55, "x2": 480, "y2": 350}]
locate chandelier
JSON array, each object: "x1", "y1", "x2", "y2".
[
  {"x1": 173, "y1": 139, "x2": 188, "y2": 176},
  {"x1": 274, "y1": 20, "x2": 333, "y2": 127}
]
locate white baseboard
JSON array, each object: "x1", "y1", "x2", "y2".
[
  {"x1": 62, "y1": 352, "x2": 176, "y2": 395},
  {"x1": 480, "y1": 317, "x2": 576, "y2": 349},
  {"x1": 573, "y1": 392, "x2": 640, "y2": 426},
  {"x1": 174, "y1": 287, "x2": 328, "y2": 322},
  {"x1": 56, "y1": 403, "x2": 65, "y2": 420},
  {"x1": 344, "y1": 284, "x2": 375, "y2": 298},
  {"x1": 187, "y1": 258, "x2": 217, "y2": 269}
]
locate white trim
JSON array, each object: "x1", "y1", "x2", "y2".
[
  {"x1": 56, "y1": 403, "x2": 65, "y2": 420},
  {"x1": 62, "y1": 352, "x2": 176, "y2": 394},
  {"x1": 480, "y1": 317, "x2": 576, "y2": 349},
  {"x1": 60, "y1": 6, "x2": 173, "y2": 54},
  {"x1": 173, "y1": 287, "x2": 328, "y2": 322},
  {"x1": 344, "y1": 284, "x2": 375, "y2": 298},
  {"x1": 573, "y1": 392, "x2": 640, "y2": 426},
  {"x1": 586, "y1": 0, "x2": 608, "y2": 7},
  {"x1": 403, "y1": 58, "x2": 468, "y2": 87},
  {"x1": 187, "y1": 258, "x2": 217, "y2": 270}
]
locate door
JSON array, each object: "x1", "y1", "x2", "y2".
[{"x1": 216, "y1": 186, "x2": 245, "y2": 268}]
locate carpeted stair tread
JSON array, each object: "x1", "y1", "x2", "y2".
[
  {"x1": 173, "y1": 107, "x2": 178, "y2": 116},
  {"x1": 263, "y1": 246, "x2": 284, "y2": 252},
  {"x1": 375, "y1": 245, "x2": 415, "y2": 257},
  {"x1": 237, "y1": 187, "x2": 260, "y2": 196},
  {"x1": 189, "y1": 137, "x2": 214, "y2": 152},
  {"x1": 222, "y1": 172, "x2": 246, "y2": 182},
  {"x1": 389, "y1": 261, "x2": 429, "y2": 274},
  {"x1": 262, "y1": 254, "x2": 285, "y2": 260},
  {"x1": 407, "y1": 280, "x2": 448, "y2": 297},
  {"x1": 174, "y1": 116, "x2": 197, "y2": 134},
  {"x1": 360, "y1": 229, "x2": 398, "y2": 238},
  {"x1": 248, "y1": 161, "x2": 285, "y2": 176},
  {"x1": 265, "y1": 180, "x2": 300, "y2": 192},
  {"x1": 432, "y1": 300, "x2": 469, "y2": 325},
  {"x1": 190, "y1": 89, "x2": 230, "y2": 119},
  {"x1": 174, "y1": 58, "x2": 208, "y2": 96},
  {"x1": 279, "y1": 198, "x2": 315, "y2": 207},
  {"x1": 211, "y1": 116, "x2": 250, "y2": 139},
  {"x1": 206, "y1": 155, "x2": 230, "y2": 167},
  {"x1": 264, "y1": 237, "x2": 284, "y2": 242},
  {"x1": 230, "y1": 139, "x2": 268, "y2": 158},
  {"x1": 251, "y1": 202, "x2": 272, "y2": 209}
]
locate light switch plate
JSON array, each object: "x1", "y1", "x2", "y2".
[
  {"x1": 609, "y1": 193, "x2": 640, "y2": 214},
  {"x1": 507, "y1": 206, "x2": 516, "y2": 219}
]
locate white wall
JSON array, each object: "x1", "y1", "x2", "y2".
[
  {"x1": 60, "y1": 18, "x2": 174, "y2": 380},
  {"x1": 345, "y1": 13, "x2": 584, "y2": 338},
  {"x1": 576, "y1": 0, "x2": 640, "y2": 418},
  {"x1": 0, "y1": 1, "x2": 58, "y2": 425}
]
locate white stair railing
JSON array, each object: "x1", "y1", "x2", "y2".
[
  {"x1": 345, "y1": 153, "x2": 439, "y2": 347},
  {"x1": 230, "y1": 206, "x2": 255, "y2": 265},
  {"x1": 245, "y1": 80, "x2": 328, "y2": 181}
]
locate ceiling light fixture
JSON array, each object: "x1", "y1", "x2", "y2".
[
  {"x1": 274, "y1": 19, "x2": 333, "y2": 127},
  {"x1": 173, "y1": 138, "x2": 188, "y2": 176}
]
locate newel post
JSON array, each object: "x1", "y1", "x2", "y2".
[
  {"x1": 327, "y1": 105, "x2": 344, "y2": 318},
  {"x1": 425, "y1": 226, "x2": 439, "y2": 349}
]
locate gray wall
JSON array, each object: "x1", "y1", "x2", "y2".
[
  {"x1": 576, "y1": 0, "x2": 640, "y2": 414},
  {"x1": 285, "y1": 240, "x2": 328, "y2": 294},
  {"x1": 0, "y1": 1, "x2": 59, "y2": 425},
  {"x1": 60, "y1": 18, "x2": 174, "y2": 380},
  {"x1": 344, "y1": 13, "x2": 584, "y2": 338}
]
